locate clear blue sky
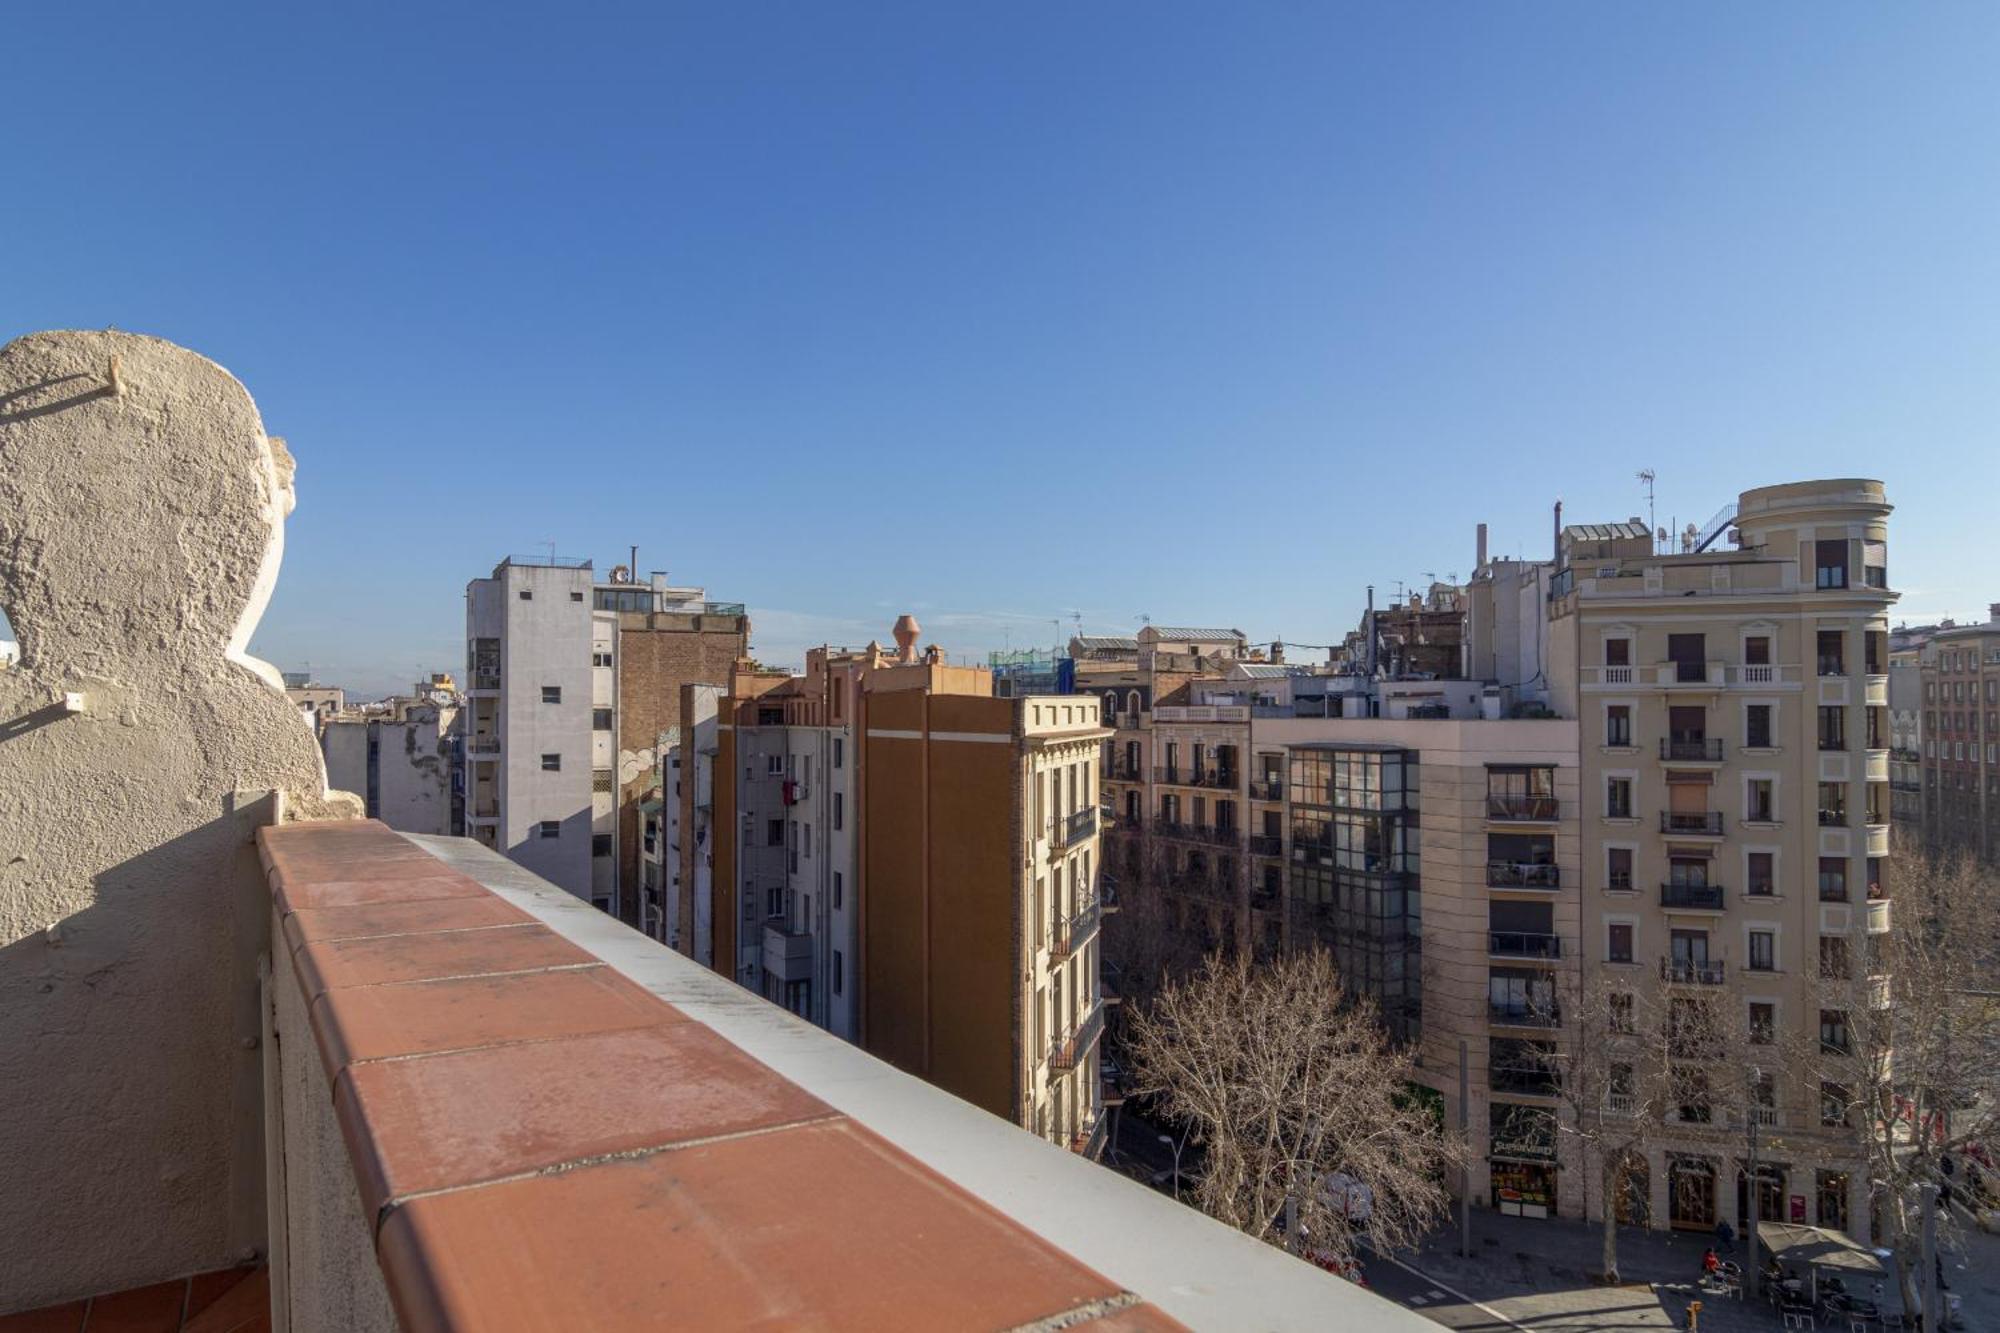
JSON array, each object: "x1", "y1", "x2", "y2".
[{"x1": 7, "y1": 4, "x2": 1997, "y2": 695}]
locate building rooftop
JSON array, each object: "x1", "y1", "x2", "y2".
[
  {"x1": 1071, "y1": 635, "x2": 1139, "y2": 652},
  {"x1": 1559, "y1": 519, "x2": 1651, "y2": 543},
  {"x1": 1140, "y1": 626, "x2": 1245, "y2": 643}
]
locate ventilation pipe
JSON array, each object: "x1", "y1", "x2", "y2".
[{"x1": 1476, "y1": 522, "x2": 1489, "y2": 570}]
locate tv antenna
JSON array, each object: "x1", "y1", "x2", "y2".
[{"x1": 1637, "y1": 470, "x2": 1657, "y2": 551}]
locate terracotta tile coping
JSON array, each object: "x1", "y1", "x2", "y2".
[{"x1": 261, "y1": 821, "x2": 1417, "y2": 1331}]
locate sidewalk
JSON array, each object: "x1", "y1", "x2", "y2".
[
  {"x1": 1394, "y1": 1210, "x2": 1792, "y2": 1331},
  {"x1": 1393, "y1": 1207, "x2": 1999, "y2": 1331}
]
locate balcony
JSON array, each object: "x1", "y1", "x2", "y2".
[
  {"x1": 1488, "y1": 932, "x2": 1562, "y2": 960},
  {"x1": 1049, "y1": 897, "x2": 1103, "y2": 959},
  {"x1": 1486, "y1": 795, "x2": 1560, "y2": 822},
  {"x1": 1488, "y1": 1001, "x2": 1561, "y2": 1029},
  {"x1": 1152, "y1": 766, "x2": 1234, "y2": 788},
  {"x1": 467, "y1": 735, "x2": 502, "y2": 755},
  {"x1": 1050, "y1": 1004, "x2": 1107, "y2": 1070},
  {"x1": 1659, "y1": 811, "x2": 1724, "y2": 836},
  {"x1": 1246, "y1": 834, "x2": 1283, "y2": 857},
  {"x1": 1586, "y1": 664, "x2": 1639, "y2": 686},
  {"x1": 1656, "y1": 660, "x2": 1725, "y2": 688},
  {"x1": 1660, "y1": 882, "x2": 1726, "y2": 910},
  {"x1": 1726, "y1": 663, "x2": 1796, "y2": 686},
  {"x1": 763, "y1": 920, "x2": 814, "y2": 982},
  {"x1": 1248, "y1": 778, "x2": 1284, "y2": 802},
  {"x1": 1487, "y1": 861, "x2": 1560, "y2": 890},
  {"x1": 1661, "y1": 957, "x2": 1727, "y2": 985},
  {"x1": 1107, "y1": 761, "x2": 1142, "y2": 782},
  {"x1": 0, "y1": 327, "x2": 1415, "y2": 1333},
  {"x1": 1659, "y1": 738, "x2": 1724, "y2": 763},
  {"x1": 469, "y1": 671, "x2": 502, "y2": 691},
  {"x1": 1050, "y1": 807, "x2": 1098, "y2": 849},
  {"x1": 1071, "y1": 1109, "x2": 1109, "y2": 1160}
]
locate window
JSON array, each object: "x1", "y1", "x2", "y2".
[
  {"x1": 540, "y1": 753, "x2": 561, "y2": 771},
  {"x1": 570, "y1": 590, "x2": 585, "y2": 602},
  {"x1": 592, "y1": 708, "x2": 612, "y2": 731},
  {"x1": 1604, "y1": 637, "x2": 1630, "y2": 667},
  {"x1": 1862, "y1": 541, "x2": 1887, "y2": 589},
  {"x1": 1667, "y1": 633, "x2": 1707, "y2": 683},
  {"x1": 592, "y1": 833, "x2": 613, "y2": 857},
  {"x1": 766, "y1": 819, "x2": 783, "y2": 847},
  {"x1": 1747, "y1": 852, "x2": 1775, "y2": 897},
  {"x1": 833, "y1": 737, "x2": 843, "y2": 769},
  {"x1": 1819, "y1": 935, "x2": 1851, "y2": 980},
  {"x1": 1748, "y1": 930, "x2": 1775, "y2": 972},
  {"x1": 541, "y1": 685, "x2": 562, "y2": 704},
  {"x1": 1608, "y1": 992, "x2": 1635, "y2": 1034},
  {"x1": 537, "y1": 820, "x2": 560, "y2": 838},
  {"x1": 1746, "y1": 779, "x2": 1775, "y2": 823},
  {"x1": 1745, "y1": 704, "x2": 1773, "y2": 749},
  {"x1": 1817, "y1": 782, "x2": 1846, "y2": 827},
  {"x1": 766, "y1": 754, "x2": 783, "y2": 776},
  {"x1": 1607, "y1": 923, "x2": 1634, "y2": 964},
  {"x1": 833, "y1": 871, "x2": 843, "y2": 910},
  {"x1": 1606, "y1": 776, "x2": 1633, "y2": 819},
  {"x1": 1815, "y1": 539, "x2": 1849, "y2": 590},
  {"x1": 833, "y1": 949, "x2": 843, "y2": 996},
  {"x1": 592, "y1": 650, "x2": 612, "y2": 667},
  {"x1": 1606, "y1": 705, "x2": 1632, "y2": 747},
  {"x1": 1817, "y1": 630, "x2": 1845, "y2": 676},
  {"x1": 1607, "y1": 847, "x2": 1634, "y2": 891},
  {"x1": 1817, "y1": 705, "x2": 1846, "y2": 751},
  {"x1": 1818, "y1": 857, "x2": 1848, "y2": 902},
  {"x1": 1820, "y1": 1081, "x2": 1852, "y2": 1127},
  {"x1": 1749, "y1": 1002, "x2": 1775, "y2": 1045},
  {"x1": 833, "y1": 792, "x2": 843, "y2": 830},
  {"x1": 518, "y1": 589, "x2": 533, "y2": 600},
  {"x1": 1820, "y1": 1008, "x2": 1850, "y2": 1054},
  {"x1": 1745, "y1": 635, "x2": 1772, "y2": 665}
]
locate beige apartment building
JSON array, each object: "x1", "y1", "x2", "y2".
[
  {"x1": 705, "y1": 619, "x2": 1113, "y2": 1154},
  {"x1": 1548, "y1": 478, "x2": 1895, "y2": 1237},
  {"x1": 1915, "y1": 607, "x2": 2000, "y2": 861}
]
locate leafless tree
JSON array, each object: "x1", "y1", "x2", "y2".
[
  {"x1": 1538, "y1": 965, "x2": 1748, "y2": 1282},
  {"x1": 1791, "y1": 846, "x2": 2000, "y2": 1284},
  {"x1": 1125, "y1": 948, "x2": 1463, "y2": 1272}
]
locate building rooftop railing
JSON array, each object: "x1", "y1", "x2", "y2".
[{"x1": 501, "y1": 553, "x2": 592, "y2": 568}]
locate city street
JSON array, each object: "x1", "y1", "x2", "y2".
[{"x1": 1361, "y1": 1207, "x2": 2000, "y2": 1331}]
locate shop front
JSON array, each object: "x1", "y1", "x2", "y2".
[
  {"x1": 1669, "y1": 1154, "x2": 1719, "y2": 1230},
  {"x1": 1489, "y1": 1101, "x2": 1559, "y2": 1219}
]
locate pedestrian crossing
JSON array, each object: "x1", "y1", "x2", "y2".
[{"x1": 1405, "y1": 1288, "x2": 1450, "y2": 1307}]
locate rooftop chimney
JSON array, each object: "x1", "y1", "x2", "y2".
[
  {"x1": 1553, "y1": 500, "x2": 1563, "y2": 563},
  {"x1": 1990, "y1": 602, "x2": 2000, "y2": 625},
  {"x1": 1476, "y1": 522, "x2": 1488, "y2": 569},
  {"x1": 892, "y1": 614, "x2": 920, "y2": 663}
]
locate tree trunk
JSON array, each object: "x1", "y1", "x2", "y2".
[{"x1": 1601, "y1": 1157, "x2": 1621, "y2": 1283}]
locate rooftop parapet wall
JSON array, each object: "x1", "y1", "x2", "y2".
[
  {"x1": 260, "y1": 820, "x2": 1427, "y2": 1331},
  {"x1": 0, "y1": 330, "x2": 358, "y2": 1310}
]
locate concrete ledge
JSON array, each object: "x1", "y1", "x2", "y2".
[{"x1": 403, "y1": 831, "x2": 1430, "y2": 1331}]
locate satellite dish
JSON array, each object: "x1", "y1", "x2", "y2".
[{"x1": 611, "y1": 564, "x2": 631, "y2": 583}]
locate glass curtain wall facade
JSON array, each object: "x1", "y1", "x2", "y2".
[{"x1": 1287, "y1": 745, "x2": 1422, "y2": 1043}]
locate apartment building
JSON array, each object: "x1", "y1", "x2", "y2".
[
  {"x1": 464, "y1": 559, "x2": 746, "y2": 913},
  {"x1": 703, "y1": 618, "x2": 1111, "y2": 1151},
  {"x1": 1547, "y1": 478, "x2": 1895, "y2": 1236},
  {"x1": 1917, "y1": 606, "x2": 2000, "y2": 860},
  {"x1": 659, "y1": 681, "x2": 723, "y2": 959},
  {"x1": 464, "y1": 557, "x2": 605, "y2": 900},
  {"x1": 320, "y1": 701, "x2": 461, "y2": 835},
  {"x1": 282, "y1": 672, "x2": 345, "y2": 729},
  {"x1": 1887, "y1": 623, "x2": 1940, "y2": 830},
  {"x1": 1112, "y1": 676, "x2": 1582, "y2": 1217}
]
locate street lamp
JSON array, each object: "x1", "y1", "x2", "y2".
[{"x1": 1158, "y1": 1132, "x2": 1186, "y2": 1200}]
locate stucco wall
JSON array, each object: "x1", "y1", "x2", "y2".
[
  {"x1": 0, "y1": 330, "x2": 358, "y2": 1310},
  {"x1": 272, "y1": 913, "x2": 398, "y2": 1331}
]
